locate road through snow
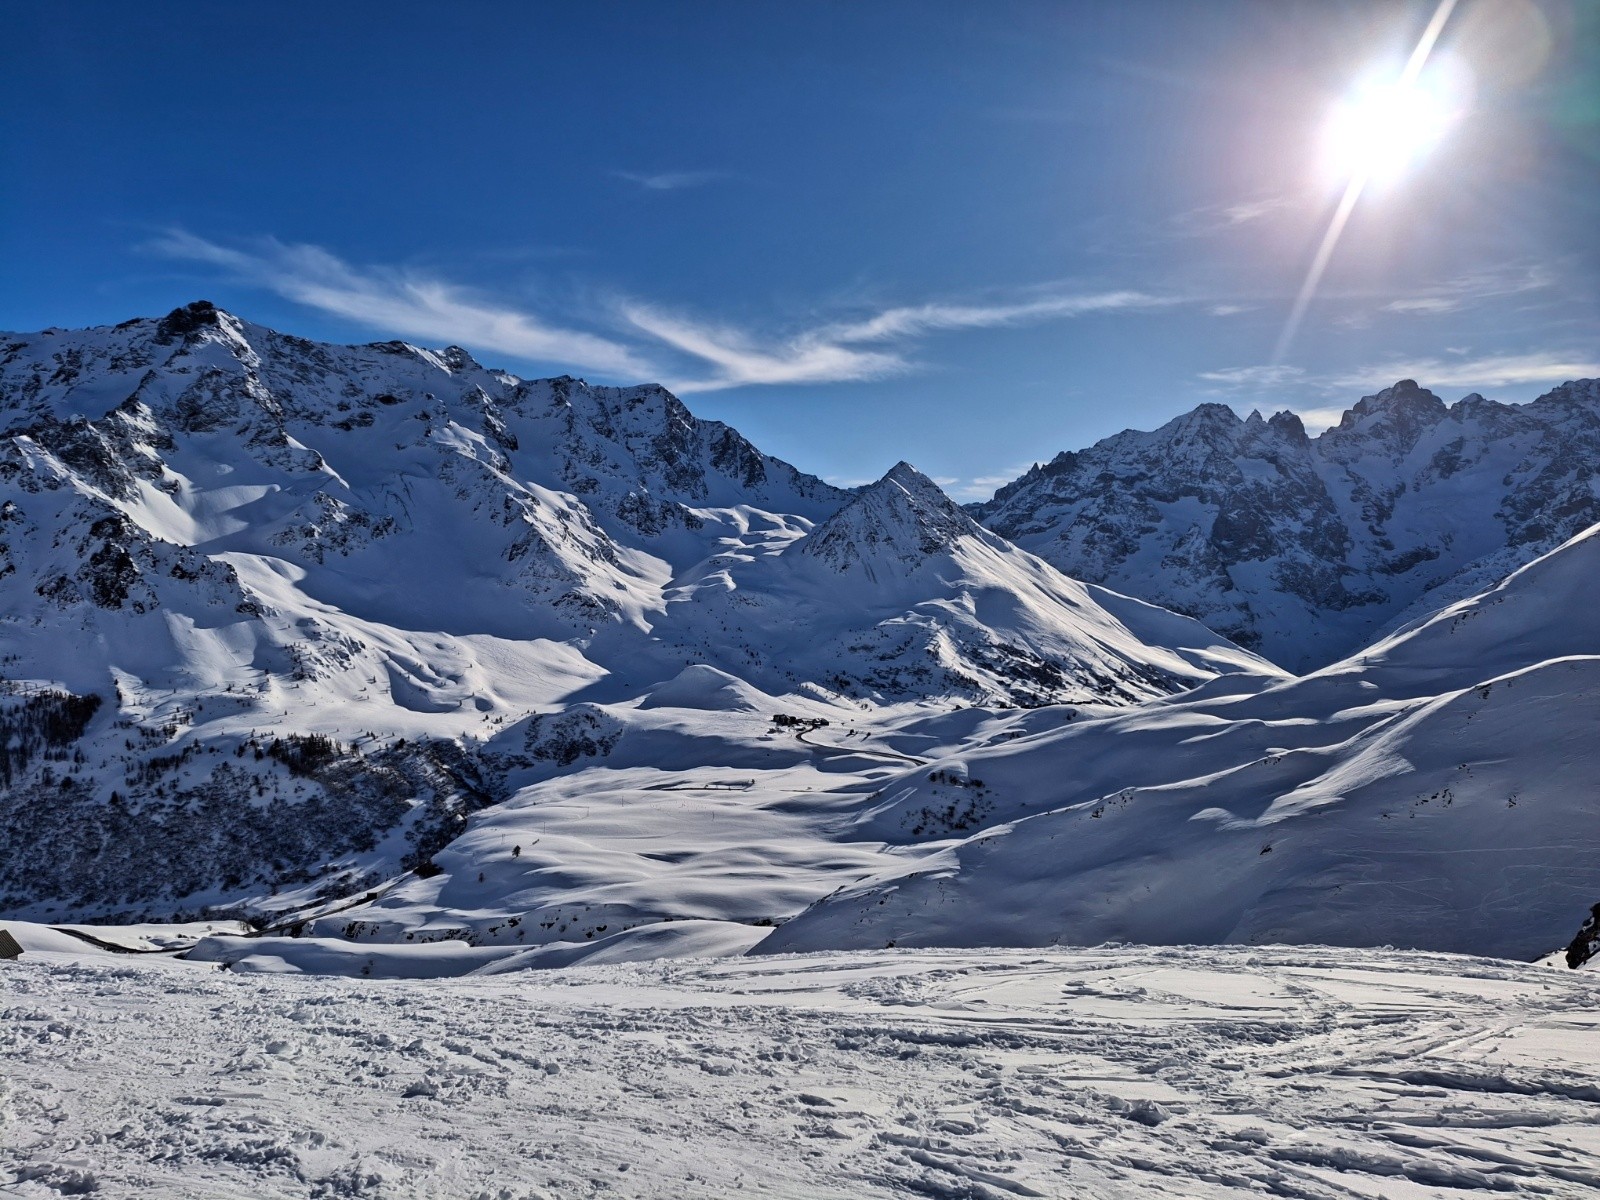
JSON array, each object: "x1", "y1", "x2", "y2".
[{"x1": 3, "y1": 944, "x2": 1597, "y2": 1198}]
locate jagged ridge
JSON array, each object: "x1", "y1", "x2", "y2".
[{"x1": 974, "y1": 377, "x2": 1600, "y2": 670}]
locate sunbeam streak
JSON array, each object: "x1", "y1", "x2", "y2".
[{"x1": 1274, "y1": 0, "x2": 1461, "y2": 364}]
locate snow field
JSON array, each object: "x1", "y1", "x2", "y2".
[{"x1": 3, "y1": 944, "x2": 1599, "y2": 1198}]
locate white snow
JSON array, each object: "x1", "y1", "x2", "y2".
[
  {"x1": 3, "y1": 941, "x2": 1598, "y2": 1198},
  {"x1": 767, "y1": 522, "x2": 1600, "y2": 961},
  {"x1": 978, "y1": 379, "x2": 1600, "y2": 671}
]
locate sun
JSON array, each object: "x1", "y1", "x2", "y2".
[{"x1": 1323, "y1": 76, "x2": 1457, "y2": 183}]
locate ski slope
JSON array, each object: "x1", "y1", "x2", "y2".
[{"x1": 3, "y1": 939, "x2": 1598, "y2": 1199}]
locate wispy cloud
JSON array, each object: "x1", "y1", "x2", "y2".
[
  {"x1": 1326, "y1": 352, "x2": 1600, "y2": 392},
  {"x1": 949, "y1": 469, "x2": 1034, "y2": 502},
  {"x1": 148, "y1": 230, "x2": 652, "y2": 377},
  {"x1": 613, "y1": 170, "x2": 727, "y2": 191},
  {"x1": 1221, "y1": 197, "x2": 1291, "y2": 226},
  {"x1": 1170, "y1": 195, "x2": 1295, "y2": 238},
  {"x1": 1197, "y1": 364, "x2": 1307, "y2": 390},
  {"x1": 629, "y1": 290, "x2": 1174, "y2": 391},
  {"x1": 1380, "y1": 296, "x2": 1459, "y2": 315},
  {"x1": 1201, "y1": 350, "x2": 1599, "y2": 404},
  {"x1": 622, "y1": 302, "x2": 906, "y2": 391},
  {"x1": 1208, "y1": 303, "x2": 1253, "y2": 317},
  {"x1": 820, "y1": 291, "x2": 1169, "y2": 343},
  {"x1": 150, "y1": 229, "x2": 1181, "y2": 395},
  {"x1": 1370, "y1": 262, "x2": 1556, "y2": 319}
]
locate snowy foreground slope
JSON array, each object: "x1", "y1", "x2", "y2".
[
  {"x1": 4, "y1": 941, "x2": 1600, "y2": 1199},
  {"x1": 976, "y1": 378, "x2": 1600, "y2": 670}
]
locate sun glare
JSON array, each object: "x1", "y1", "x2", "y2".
[{"x1": 1323, "y1": 77, "x2": 1456, "y2": 184}]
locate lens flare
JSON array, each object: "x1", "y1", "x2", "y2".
[{"x1": 1323, "y1": 77, "x2": 1456, "y2": 183}]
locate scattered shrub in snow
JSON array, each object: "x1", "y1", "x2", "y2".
[{"x1": 520, "y1": 706, "x2": 622, "y2": 767}]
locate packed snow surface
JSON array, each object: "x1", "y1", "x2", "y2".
[{"x1": 4, "y1": 942, "x2": 1599, "y2": 1198}]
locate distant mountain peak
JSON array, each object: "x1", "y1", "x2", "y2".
[
  {"x1": 1266, "y1": 410, "x2": 1309, "y2": 444},
  {"x1": 1339, "y1": 378, "x2": 1447, "y2": 428},
  {"x1": 801, "y1": 461, "x2": 977, "y2": 573},
  {"x1": 879, "y1": 459, "x2": 947, "y2": 498},
  {"x1": 975, "y1": 375, "x2": 1600, "y2": 670}
]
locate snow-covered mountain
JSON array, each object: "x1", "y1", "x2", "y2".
[
  {"x1": 0, "y1": 304, "x2": 1275, "y2": 922},
  {"x1": 764, "y1": 521, "x2": 1600, "y2": 961},
  {"x1": 4, "y1": 303, "x2": 1593, "y2": 973},
  {"x1": 643, "y1": 459, "x2": 1273, "y2": 709},
  {"x1": 975, "y1": 377, "x2": 1600, "y2": 671}
]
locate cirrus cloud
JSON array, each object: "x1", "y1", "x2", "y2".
[
  {"x1": 632, "y1": 290, "x2": 1175, "y2": 392},
  {"x1": 148, "y1": 229, "x2": 1184, "y2": 394},
  {"x1": 147, "y1": 230, "x2": 653, "y2": 378}
]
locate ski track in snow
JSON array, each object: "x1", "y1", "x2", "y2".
[{"x1": 4, "y1": 945, "x2": 1598, "y2": 1199}]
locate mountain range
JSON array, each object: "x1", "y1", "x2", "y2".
[
  {"x1": 1, "y1": 303, "x2": 1595, "y2": 973},
  {"x1": 976, "y1": 377, "x2": 1600, "y2": 670}
]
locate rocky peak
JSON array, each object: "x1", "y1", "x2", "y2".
[
  {"x1": 1334, "y1": 378, "x2": 1446, "y2": 433},
  {"x1": 1529, "y1": 378, "x2": 1600, "y2": 415},
  {"x1": 972, "y1": 375, "x2": 1600, "y2": 670},
  {"x1": 801, "y1": 461, "x2": 976, "y2": 573},
  {"x1": 153, "y1": 300, "x2": 222, "y2": 343},
  {"x1": 1267, "y1": 410, "x2": 1309, "y2": 445},
  {"x1": 1349, "y1": 377, "x2": 1443, "y2": 414},
  {"x1": 1166, "y1": 402, "x2": 1242, "y2": 443},
  {"x1": 439, "y1": 345, "x2": 481, "y2": 373}
]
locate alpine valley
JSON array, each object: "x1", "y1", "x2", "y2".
[{"x1": 1, "y1": 302, "x2": 1597, "y2": 979}]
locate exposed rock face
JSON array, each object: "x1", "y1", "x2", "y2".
[
  {"x1": 1566, "y1": 903, "x2": 1600, "y2": 970},
  {"x1": 975, "y1": 378, "x2": 1600, "y2": 670}
]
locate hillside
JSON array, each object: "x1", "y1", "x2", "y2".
[{"x1": 765, "y1": 524, "x2": 1600, "y2": 960}]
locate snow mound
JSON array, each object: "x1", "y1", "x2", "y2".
[{"x1": 637, "y1": 665, "x2": 772, "y2": 713}]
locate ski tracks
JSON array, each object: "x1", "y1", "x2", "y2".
[{"x1": 2, "y1": 945, "x2": 1597, "y2": 1198}]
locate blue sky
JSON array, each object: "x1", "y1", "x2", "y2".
[{"x1": 3, "y1": 1, "x2": 1595, "y2": 496}]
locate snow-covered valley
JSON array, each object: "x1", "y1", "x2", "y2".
[
  {"x1": 3, "y1": 305, "x2": 1595, "y2": 973},
  {"x1": 0, "y1": 303, "x2": 1280, "y2": 941}
]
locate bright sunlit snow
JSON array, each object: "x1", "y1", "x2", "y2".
[{"x1": 4, "y1": 939, "x2": 1598, "y2": 1199}]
